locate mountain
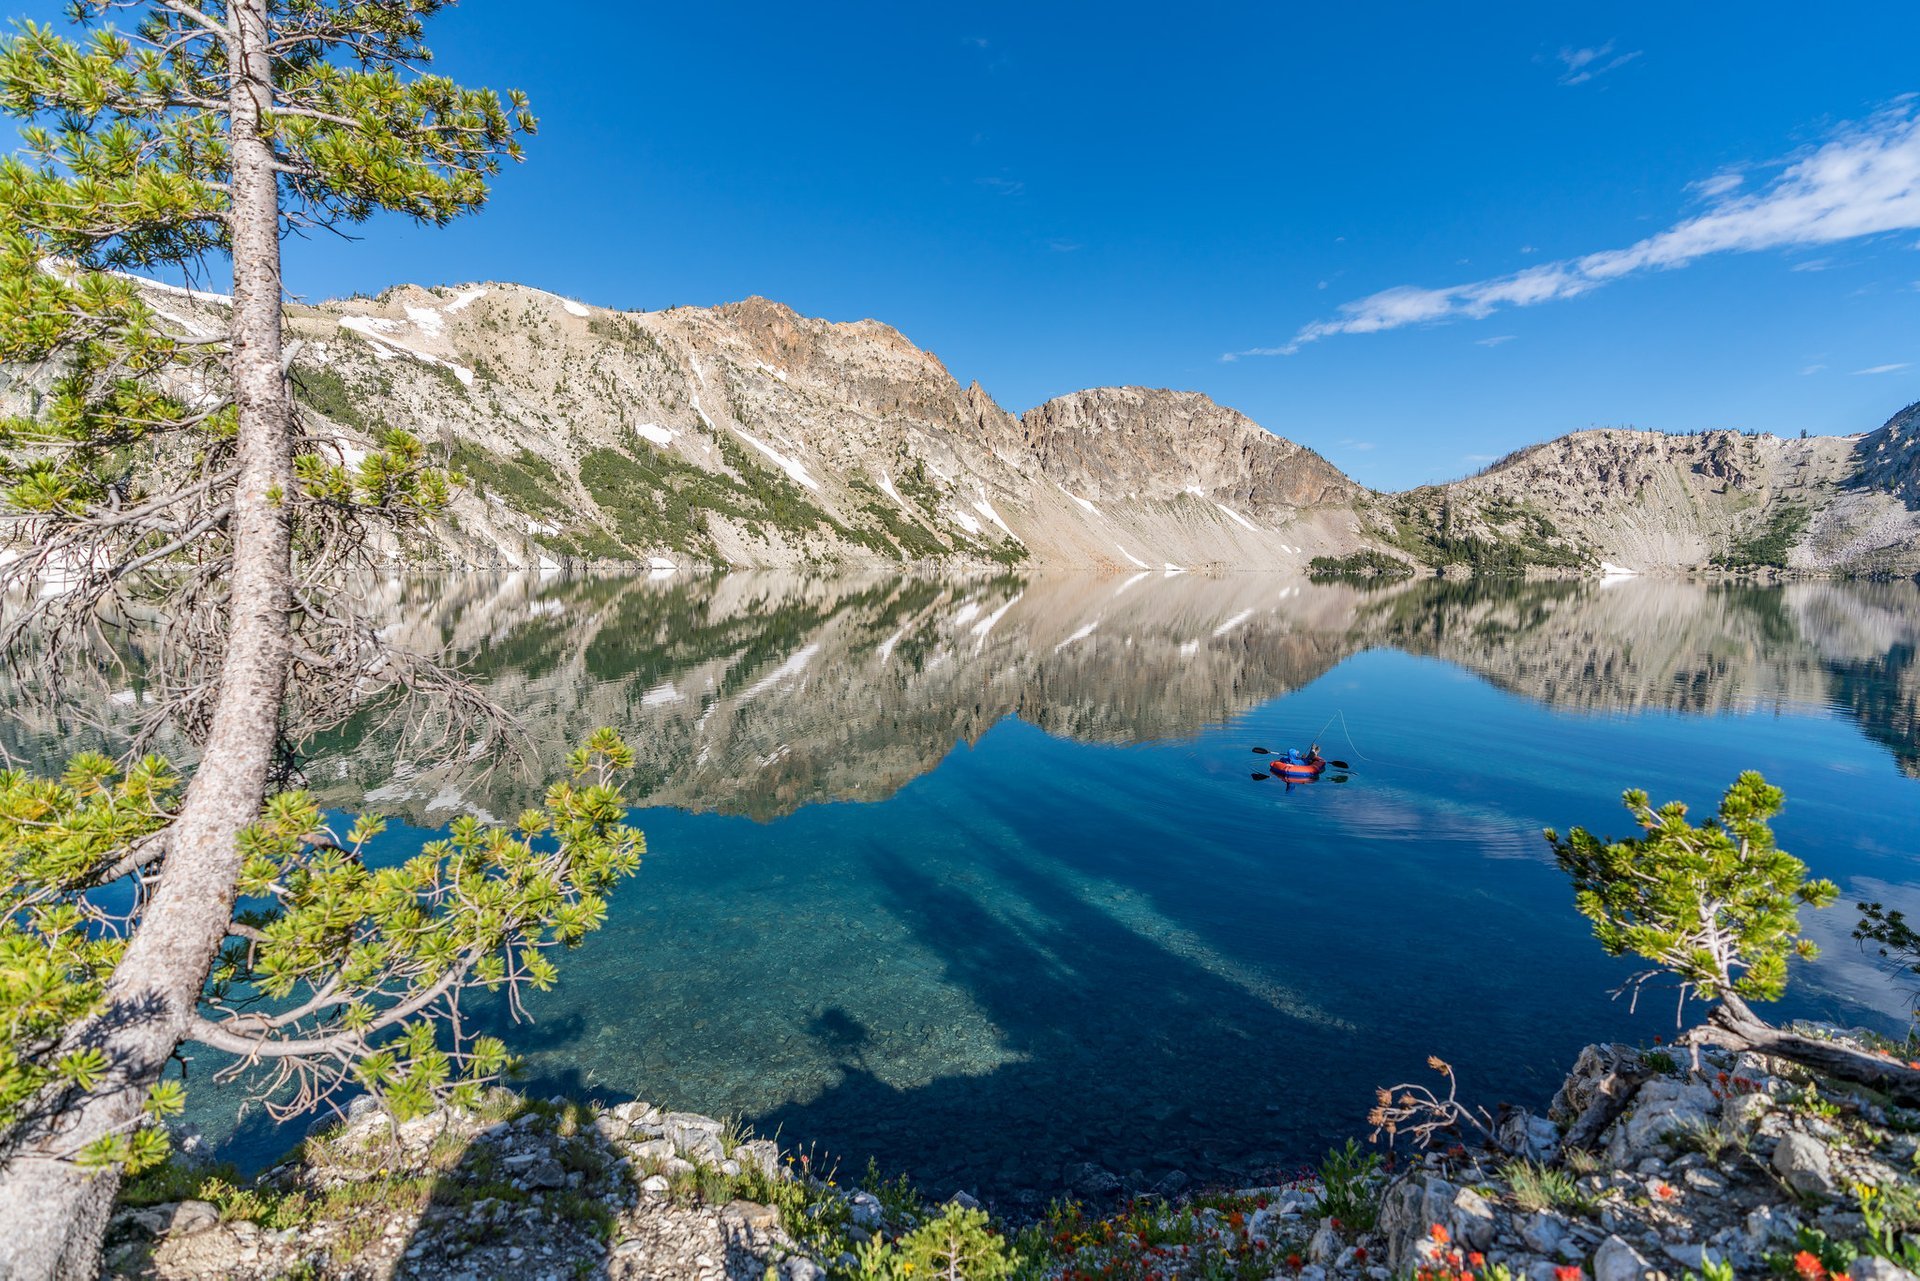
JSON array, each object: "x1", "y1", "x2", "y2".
[
  {"x1": 1367, "y1": 417, "x2": 1920, "y2": 577},
  {"x1": 117, "y1": 278, "x2": 1920, "y2": 577}
]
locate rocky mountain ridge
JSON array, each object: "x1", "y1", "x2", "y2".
[{"x1": 124, "y1": 277, "x2": 1920, "y2": 577}]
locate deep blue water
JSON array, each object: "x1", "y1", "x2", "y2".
[{"x1": 57, "y1": 573, "x2": 1920, "y2": 1202}]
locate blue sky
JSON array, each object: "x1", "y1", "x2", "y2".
[{"x1": 14, "y1": 2, "x2": 1920, "y2": 487}]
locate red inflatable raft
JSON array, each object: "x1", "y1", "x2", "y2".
[{"x1": 1270, "y1": 753, "x2": 1327, "y2": 780}]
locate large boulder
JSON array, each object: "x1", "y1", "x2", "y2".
[{"x1": 1377, "y1": 1174, "x2": 1458, "y2": 1274}]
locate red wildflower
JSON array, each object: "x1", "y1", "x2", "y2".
[
  {"x1": 1430, "y1": 1224, "x2": 1451, "y2": 1244},
  {"x1": 1795, "y1": 1250, "x2": 1828, "y2": 1280},
  {"x1": 1469, "y1": 1252, "x2": 1486, "y2": 1267},
  {"x1": 1652, "y1": 1034, "x2": 1663, "y2": 1044},
  {"x1": 1654, "y1": 1182, "x2": 1678, "y2": 1200},
  {"x1": 1355, "y1": 1247, "x2": 1369, "y2": 1262},
  {"x1": 1287, "y1": 1253, "x2": 1303, "y2": 1269},
  {"x1": 1555, "y1": 1269, "x2": 1584, "y2": 1281}
]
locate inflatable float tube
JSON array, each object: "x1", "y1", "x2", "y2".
[{"x1": 1270, "y1": 756, "x2": 1327, "y2": 780}]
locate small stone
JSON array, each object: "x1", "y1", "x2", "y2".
[
  {"x1": 1451, "y1": 1186, "x2": 1497, "y2": 1252},
  {"x1": 1307, "y1": 1219, "x2": 1339, "y2": 1265},
  {"x1": 1772, "y1": 1132, "x2": 1836, "y2": 1197},
  {"x1": 1521, "y1": 1210, "x2": 1567, "y2": 1254},
  {"x1": 168, "y1": 1201, "x2": 220, "y2": 1238},
  {"x1": 1744, "y1": 1204, "x2": 1799, "y2": 1248},
  {"x1": 849, "y1": 1191, "x2": 883, "y2": 1230},
  {"x1": 1683, "y1": 1167, "x2": 1729, "y2": 1195},
  {"x1": 947, "y1": 1190, "x2": 982, "y2": 1211},
  {"x1": 781, "y1": 1259, "x2": 827, "y2": 1281},
  {"x1": 631, "y1": 1137, "x2": 674, "y2": 1162},
  {"x1": 639, "y1": 1174, "x2": 669, "y2": 1194},
  {"x1": 525, "y1": 1157, "x2": 567, "y2": 1190},
  {"x1": 1664, "y1": 1242, "x2": 1725, "y2": 1271},
  {"x1": 1594, "y1": 1234, "x2": 1656, "y2": 1281}
]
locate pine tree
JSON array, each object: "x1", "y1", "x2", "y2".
[
  {"x1": 1550, "y1": 772, "x2": 1920, "y2": 1102},
  {"x1": 0, "y1": 5, "x2": 645, "y2": 1276}
]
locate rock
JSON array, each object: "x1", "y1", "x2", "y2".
[
  {"x1": 1377, "y1": 1174, "x2": 1458, "y2": 1274},
  {"x1": 947, "y1": 1190, "x2": 982, "y2": 1211},
  {"x1": 1308, "y1": 1219, "x2": 1340, "y2": 1265},
  {"x1": 639, "y1": 1174, "x2": 670, "y2": 1194},
  {"x1": 525, "y1": 1156, "x2": 567, "y2": 1190},
  {"x1": 631, "y1": 1138, "x2": 674, "y2": 1163},
  {"x1": 1850, "y1": 1259, "x2": 1920, "y2": 1281},
  {"x1": 592, "y1": 1114, "x2": 630, "y2": 1143},
  {"x1": 1744, "y1": 1204, "x2": 1800, "y2": 1248},
  {"x1": 1521, "y1": 1210, "x2": 1568, "y2": 1255},
  {"x1": 1664, "y1": 1242, "x2": 1726, "y2": 1271},
  {"x1": 168, "y1": 1201, "x2": 220, "y2": 1238},
  {"x1": 1451, "y1": 1186, "x2": 1497, "y2": 1252},
  {"x1": 781, "y1": 1259, "x2": 827, "y2": 1281},
  {"x1": 1062, "y1": 1162, "x2": 1122, "y2": 1199},
  {"x1": 1772, "y1": 1132, "x2": 1837, "y2": 1197},
  {"x1": 849, "y1": 1191, "x2": 883, "y2": 1230},
  {"x1": 1152, "y1": 1169, "x2": 1190, "y2": 1197},
  {"x1": 1607, "y1": 1078, "x2": 1717, "y2": 1163},
  {"x1": 737, "y1": 1138, "x2": 783, "y2": 1180},
  {"x1": 724, "y1": 1200, "x2": 781, "y2": 1232},
  {"x1": 1594, "y1": 1234, "x2": 1656, "y2": 1281},
  {"x1": 1683, "y1": 1166, "x2": 1729, "y2": 1195}
]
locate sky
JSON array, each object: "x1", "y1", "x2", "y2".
[{"x1": 10, "y1": 1, "x2": 1920, "y2": 488}]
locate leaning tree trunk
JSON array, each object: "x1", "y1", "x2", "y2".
[
  {"x1": 1683, "y1": 992, "x2": 1920, "y2": 1106},
  {"x1": 0, "y1": 5, "x2": 293, "y2": 1277}
]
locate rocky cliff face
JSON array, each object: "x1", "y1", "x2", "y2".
[
  {"x1": 1376, "y1": 413, "x2": 1920, "y2": 577},
  {"x1": 111, "y1": 278, "x2": 1920, "y2": 577}
]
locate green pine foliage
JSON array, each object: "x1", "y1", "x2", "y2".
[{"x1": 1547, "y1": 772, "x2": 1838, "y2": 1004}]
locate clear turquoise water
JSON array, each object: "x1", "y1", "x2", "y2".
[{"x1": 37, "y1": 574, "x2": 1920, "y2": 1204}]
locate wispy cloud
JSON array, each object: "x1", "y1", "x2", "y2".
[
  {"x1": 1046, "y1": 239, "x2": 1082, "y2": 253},
  {"x1": 1801, "y1": 363, "x2": 1828, "y2": 375},
  {"x1": 1476, "y1": 334, "x2": 1517, "y2": 347},
  {"x1": 1790, "y1": 257, "x2": 1834, "y2": 272},
  {"x1": 1853, "y1": 362, "x2": 1912, "y2": 375},
  {"x1": 1229, "y1": 101, "x2": 1920, "y2": 359},
  {"x1": 1340, "y1": 438, "x2": 1376, "y2": 451},
  {"x1": 1557, "y1": 40, "x2": 1642, "y2": 86},
  {"x1": 976, "y1": 176, "x2": 1025, "y2": 197}
]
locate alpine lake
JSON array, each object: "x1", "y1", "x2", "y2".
[{"x1": 19, "y1": 571, "x2": 1920, "y2": 1206}]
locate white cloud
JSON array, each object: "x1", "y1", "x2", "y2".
[
  {"x1": 1853, "y1": 362, "x2": 1912, "y2": 375},
  {"x1": 1519, "y1": 245, "x2": 1538, "y2": 255},
  {"x1": 1476, "y1": 334, "x2": 1517, "y2": 347},
  {"x1": 1789, "y1": 257, "x2": 1833, "y2": 272},
  {"x1": 1801, "y1": 363, "x2": 1827, "y2": 375},
  {"x1": 1689, "y1": 171, "x2": 1745, "y2": 200},
  {"x1": 1557, "y1": 41, "x2": 1642, "y2": 86},
  {"x1": 1236, "y1": 101, "x2": 1920, "y2": 357}
]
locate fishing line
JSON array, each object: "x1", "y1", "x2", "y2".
[{"x1": 1335, "y1": 709, "x2": 1378, "y2": 763}]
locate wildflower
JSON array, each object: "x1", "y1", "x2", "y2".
[
  {"x1": 1654, "y1": 1181, "x2": 1678, "y2": 1200},
  {"x1": 1555, "y1": 1269, "x2": 1583, "y2": 1281},
  {"x1": 1355, "y1": 1247, "x2": 1368, "y2": 1262},
  {"x1": 1794, "y1": 1250, "x2": 1827, "y2": 1280},
  {"x1": 1469, "y1": 1252, "x2": 1485, "y2": 1267},
  {"x1": 1286, "y1": 1253, "x2": 1303, "y2": 1269},
  {"x1": 1652, "y1": 1034, "x2": 1663, "y2": 1045},
  {"x1": 1430, "y1": 1224, "x2": 1450, "y2": 1244}
]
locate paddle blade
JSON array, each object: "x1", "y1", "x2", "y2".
[
  {"x1": 1249, "y1": 772, "x2": 1269, "y2": 781},
  {"x1": 1251, "y1": 746, "x2": 1269, "y2": 755},
  {"x1": 1329, "y1": 760, "x2": 1351, "y2": 770}
]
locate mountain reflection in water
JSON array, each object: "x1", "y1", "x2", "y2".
[{"x1": 10, "y1": 571, "x2": 1920, "y2": 1202}]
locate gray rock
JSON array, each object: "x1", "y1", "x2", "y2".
[
  {"x1": 947, "y1": 1190, "x2": 982, "y2": 1211},
  {"x1": 522, "y1": 1160, "x2": 564, "y2": 1190},
  {"x1": 849, "y1": 1190, "x2": 883, "y2": 1229},
  {"x1": 781, "y1": 1259, "x2": 827, "y2": 1281},
  {"x1": 1451, "y1": 1186, "x2": 1497, "y2": 1252},
  {"x1": 631, "y1": 1138, "x2": 674, "y2": 1163},
  {"x1": 1664, "y1": 1242, "x2": 1726, "y2": 1271},
  {"x1": 1377, "y1": 1174, "x2": 1458, "y2": 1274},
  {"x1": 1683, "y1": 1166, "x2": 1729, "y2": 1195},
  {"x1": 1744, "y1": 1204, "x2": 1800, "y2": 1248},
  {"x1": 1062, "y1": 1162, "x2": 1122, "y2": 1199},
  {"x1": 1307, "y1": 1219, "x2": 1340, "y2": 1265},
  {"x1": 1607, "y1": 1078, "x2": 1717, "y2": 1163},
  {"x1": 1520, "y1": 1210, "x2": 1568, "y2": 1254},
  {"x1": 639, "y1": 1174, "x2": 669, "y2": 1194},
  {"x1": 1772, "y1": 1132, "x2": 1837, "y2": 1197},
  {"x1": 1594, "y1": 1234, "x2": 1656, "y2": 1281},
  {"x1": 737, "y1": 1138, "x2": 783, "y2": 1180},
  {"x1": 1850, "y1": 1259, "x2": 1920, "y2": 1281},
  {"x1": 168, "y1": 1201, "x2": 220, "y2": 1238}
]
